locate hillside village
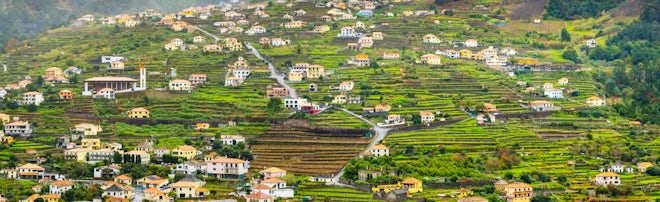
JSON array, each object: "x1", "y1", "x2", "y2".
[{"x1": 0, "y1": 0, "x2": 659, "y2": 201}]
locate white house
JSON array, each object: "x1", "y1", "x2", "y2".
[
  {"x1": 93, "y1": 165, "x2": 121, "y2": 178},
  {"x1": 586, "y1": 96, "x2": 605, "y2": 107},
  {"x1": 500, "y1": 47, "x2": 517, "y2": 56},
  {"x1": 586, "y1": 39, "x2": 598, "y2": 48},
  {"x1": 337, "y1": 27, "x2": 359, "y2": 38},
  {"x1": 206, "y1": 157, "x2": 250, "y2": 179},
  {"x1": 220, "y1": 135, "x2": 245, "y2": 145},
  {"x1": 22, "y1": 92, "x2": 44, "y2": 106},
  {"x1": 558, "y1": 77, "x2": 568, "y2": 85},
  {"x1": 4, "y1": 121, "x2": 32, "y2": 136},
  {"x1": 283, "y1": 98, "x2": 308, "y2": 110},
  {"x1": 530, "y1": 100, "x2": 560, "y2": 112},
  {"x1": 50, "y1": 180, "x2": 75, "y2": 194},
  {"x1": 369, "y1": 144, "x2": 389, "y2": 157},
  {"x1": 0, "y1": 88, "x2": 7, "y2": 99},
  {"x1": 232, "y1": 69, "x2": 251, "y2": 79},
  {"x1": 101, "y1": 56, "x2": 124, "y2": 64},
  {"x1": 94, "y1": 88, "x2": 115, "y2": 100},
  {"x1": 593, "y1": 172, "x2": 620, "y2": 186},
  {"x1": 544, "y1": 89, "x2": 564, "y2": 99},
  {"x1": 464, "y1": 39, "x2": 479, "y2": 47},
  {"x1": 338, "y1": 81, "x2": 354, "y2": 92},
  {"x1": 420, "y1": 111, "x2": 435, "y2": 124}
]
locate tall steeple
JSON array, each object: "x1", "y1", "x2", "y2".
[{"x1": 139, "y1": 61, "x2": 146, "y2": 90}]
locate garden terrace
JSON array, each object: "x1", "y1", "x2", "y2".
[
  {"x1": 295, "y1": 183, "x2": 380, "y2": 202},
  {"x1": 250, "y1": 127, "x2": 370, "y2": 175}
]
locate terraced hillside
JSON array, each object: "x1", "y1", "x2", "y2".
[{"x1": 251, "y1": 126, "x2": 371, "y2": 175}]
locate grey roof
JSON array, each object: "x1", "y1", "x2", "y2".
[
  {"x1": 181, "y1": 175, "x2": 203, "y2": 182},
  {"x1": 106, "y1": 185, "x2": 125, "y2": 192}
]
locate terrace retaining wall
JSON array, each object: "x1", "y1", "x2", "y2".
[{"x1": 388, "y1": 117, "x2": 465, "y2": 133}]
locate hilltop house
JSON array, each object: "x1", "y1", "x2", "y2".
[
  {"x1": 483, "y1": 103, "x2": 498, "y2": 113},
  {"x1": 371, "y1": 178, "x2": 423, "y2": 196},
  {"x1": 530, "y1": 100, "x2": 560, "y2": 112},
  {"x1": 260, "y1": 167, "x2": 287, "y2": 179},
  {"x1": 137, "y1": 175, "x2": 168, "y2": 189},
  {"x1": 74, "y1": 123, "x2": 102, "y2": 136},
  {"x1": 372, "y1": 32, "x2": 383, "y2": 40},
  {"x1": 338, "y1": 81, "x2": 355, "y2": 92},
  {"x1": 593, "y1": 172, "x2": 620, "y2": 186},
  {"x1": 169, "y1": 79, "x2": 192, "y2": 92},
  {"x1": 357, "y1": 10, "x2": 373, "y2": 17},
  {"x1": 378, "y1": 114, "x2": 405, "y2": 127},
  {"x1": 93, "y1": 165, "x2": 121, "y2": 178},
  {"x1": 503, "y1": 183, "x2": 533, "y2": 202},
  {"x1": 154, "y1": 148, "x2": 170, "y2": 159},
  {"x1": 558, "y1": 77, "x2": 568, "y2": 85},
  {"x1": 638, "y1": 162, "x2": 654, "y2": 173},
  {"x1": 586, "y1": 39, "x2": 598, "y2": 48},
  {"x1": 246, "y1": 192, "x2": 273, "y2": 202},
  {"x1": 383, "y1": 52, "x2": 400, "y2": 60},
  {"x1": 220, "y1": 135, "x2": 245, "y2": 145},
  {"x1": 586, "y1": 96, "x2": 605, "y2": 107},
  {"x1": 542, "y1": 83, "x2": 554, "y2": 90},
  {"x1": 59, "y1": 90, "x2": 73, "y2": 100},
  {"x1": 266, "y1": 86, "x2": 289, "y2": 98},
  {"x1": 420, "y1": 54, "x2": 441, "y2": 65},
  {"x1": 169, "y1": 180, "x2": 209, "y2": 198},
  {"x1": 420, "y1": 111, "x2": 435, "y2": 124},
  {"x1": 459, "y1": 49, "x2": 472, "y2": 59},
  {"x1": 441, "y1": 50, "x2": 460, "y2": 58},
  {"x1": 485, "y1": 56, "x2": 508, "y2": 66},
  {"x1": 544, "y1": 88, "x2": 564, "y2": 99},
  {"x1": 124, "y1": 150, "x2": 150, "y2": 164},
  {"x1": 422, "y1": 34, "x2": 441, "y2": 43},
  {"x1": 369, "y1": 144, "x2": 390, "y2": 157},
  {"x1": 94, "y1": 88, "x2": 115, "y2": 100},
  {"x1": 358, "y1": 36, "x2": 373, "y2": 48},
  {"x1": 108, "y1": 61, "x2": 125, "y2": 71},
  {"x1": 189, "y1": 74, "x2": 207, "y2": 85},
  {"x1": 127, "y1": 107, "x2": 150, "y2": 119},
  {"x1": 225, "y1": 76, "x2": 244, "y2": 87},
  {"x1": 193, "y1": 36, "x2": 205, "y2": 43},
  {"x1": 248, "y1": 26, "x2": 267, "y2": 34},
  {"x1": 500, "y1": 47, "x2": 517, "y2": 56},
  {"x1": 16, "y1": 163, "x2": 45, "y2": 179},
  {"x1": 288, "y1": 71, "x2": 303, "y2": 81},
  {"x1": 22, "y1": 92, "x2": 44, "y2": 106},
  {"x1": 283, "y1": 21, "x2": 305, "y2": 29},
  {"x1": 50, "y1": 180, "x2": 75, "y2": 194},
  {"x1": 332, "y1": 94, "x2": 347, "y2": 104},
  {"x1": 206, "y1": 157, "x2": 250, "y2": 179},
  {"x1": 172, "y1": 145, "x2": 199, "y2": 160},
  {"x1": 338, "y1": 27, "x2": 359, "y2": 38},
  {"x1": 271, "y1": 38, "x2": 291, "y2": 46},
  {"x1": 464, "y1": 39, "x2": 478, "y2": 47},
  {"x1": 4, "y1": 121, "x2": 32, "y2": 137},
  {"x1": 348, "y1": 54, "x2": 370, "y2": 66}
]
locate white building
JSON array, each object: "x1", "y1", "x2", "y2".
[
  {"x1": 4, "y1": 121, "x2": 32, "y2": 136},
  {"x1": 50, "y1": 180, "x2": 75, "y2": 194},
  {"x1": 593, "y1": 172, "x2": 620, "y2": 186},
  {"x1": 206, "y1": 157, "x2": 250, "y2": 179},
  {"x1": 464, "y1": 39, "x2": 479, "y2": 47},
  {"x1": 101, "y1": 56, "x2": 124, "y2": 64},
  {"x1": 232, "y1": 69, "x2": 251, "y2": 79},
  {"x1": 544, "y1": 89, "x2": 564, "y2": 99},
  {"x1": 369, "y1": 144, "x2": 389, "y2": 157},
  {"x1": 283, "y1": 98, "x2": 308, "y2": 110},
  {"x1": 94, "y1": 88, "x2": 115, "y2": 100},
  {"x1": 22, "y1": 92, "x2": 44, "y2": 106},
  {"x1": 220, "y1": 135, "x2": 245, "y2": 145},
  {"x1": 338, "y1": 81, "x2": 354, "y2": 92},
  {"x1": 337, "y1": 27, "x2": 359, "y2": 38}
]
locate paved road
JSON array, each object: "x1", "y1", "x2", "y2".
[
  {"x1": 333, "y1": 108, "x2": 391, "y2": 187},
  {"x1": 246, "y1": 43, "x2": 297, "y2": 98},
  {"x1": 196, "y1": 26, "x2": 297, "y2": 98}
]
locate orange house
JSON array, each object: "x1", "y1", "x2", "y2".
[{"x1": 59, "y1": 90, "x2": 73, "y2": 100}]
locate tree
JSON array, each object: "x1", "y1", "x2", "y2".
[
  {"x1": 4, "y1": 38, "x2": 21, "y2": 53},
  {"x1": 521, "y1": 172, "x2": 533, "y2": 183},
  {"x1": 561, "y1": 28, "x2": 571, "y2": 42},
  {"x1": 26, "y1": 104, "x2": 38, "y2": 112},
  {"x1": 113, "y1": 152, "x2": 123, "y2": 163},
  {"x1": 562, "y1": 49, "x2": 581, "y2": 63},
  {"x1": 646, "y1": 166, "x2": 660, "y2": 176},
  {"x1": 411, "y1": 114, "x2": 421, "y2": 124},
  {"x1": 531, "y1": 195, "x2": 552, "y2": 202},
  {"x1": 266, "y1": 98, "x2": 282, "y2": 116},
  {"x1": 405, "y1": 145, "x2": 415, "y2": 155}
]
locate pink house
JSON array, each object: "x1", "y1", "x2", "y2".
[{"x1": 260, "y1": 167, "x2": 287, "y2": 179}]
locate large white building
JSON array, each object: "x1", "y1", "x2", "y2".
[
  {"x1": 593, "y1": 172, "x2": 621, "y2": 186},
  {"x1": 206, "y1": 157, "x2": 250, "y2": 179},
  {"x1": 22, "y1": 92, "x2": 44, "y2": 106}
]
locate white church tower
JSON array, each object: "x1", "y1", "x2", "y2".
[{"x1": 138, "y1": 61, "x2": 146, "y2": 90}]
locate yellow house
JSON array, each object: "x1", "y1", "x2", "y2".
[
  {"x1": 2, "y1": 136, "x2": 14, "y2": 144},
  {"x1": 64, "y1": 148, "x2": 91, "y2": 162},
  {"x1": 172, "y1": 145, "x2": 199, "y2": 160},
  {"x1": 42, "y1": 194, "x2": 61, "y2": 202},
  {"x1": 75, "y1": 123, "x2": 102, "y2": 136},
  {"x1": 470, "y1": 53, "x2": 483, "y2": 61},
  {"x1": 516, "y1": 57, "x2": 540, "y2": 66},
  {"x1": 288, "y1": 71, "x2": 303, "y2": 81},
  {"x1": 459, "y1": 49, "x2": 472, "y2": 59},
  {"x1": 128, "y1": 107, "x2": 150, "y2": 119},
  {"x1": 194, "y1": 123, "x2": 210, "y2": 131},
  {"x1": 372, "y1": 177, "x2": 423, "y2": 196},
  {"x1": 81, "y1": 138, "x2": 101, "y2": 149},
  {"x1": 306, "y1": 65, "x2": 324, "y2": 79},
  {"x1": 456, "y1": 188, "x2": 473, "y2": 198},
  {"x1": 0, "y1": 113, "x2": 10, "y2": 124}
]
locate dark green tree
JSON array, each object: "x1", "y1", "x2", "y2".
[{"x1": 560, "y1": 28, "x2": 571, "y2": 42}]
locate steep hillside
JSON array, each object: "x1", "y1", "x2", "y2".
[{"x1": 0, "y1": 0, "x2": 224, "y2": 52}]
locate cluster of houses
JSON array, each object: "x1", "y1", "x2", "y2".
[
  {"x1": 225, "y1": 57, "x2": 251, "y2": 87},
  {"x1": 438, "y1": 44, "x2": 513, "y2": 66},
  {"x1": 286, "y1": 62, "x2": 327, "y2": 82}
]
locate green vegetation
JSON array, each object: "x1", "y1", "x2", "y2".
[{"x1": 544, "y1": 0, "x2": 625, "y2": 20}]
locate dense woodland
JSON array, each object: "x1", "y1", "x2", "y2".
[
  {"x1": 591, "y1": 0, "x2": 660, "y2": 124},
  {"x1": 0, "y1": 0, "x2": 221, "y2": 53},
  {"x1": 544, "y1": 0, "x2": 625, "y2": 20}
]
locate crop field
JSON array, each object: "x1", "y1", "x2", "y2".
[
  {"x1": 250, "y1": 127, "x2": 370, "y2": 175},
  {"x1": 296, "y1": 182, "x2": 380, "y2": 202}
]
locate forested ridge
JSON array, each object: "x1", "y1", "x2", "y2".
[
  {"x1": 544, "y1": 0, "x2": 625, "y2": 20},
  {"x1": 592, "y1": 0, "x2": 660, "y2": 124},
  {"x1": 0, "y1": 0, "x2": 219, "y2": 53}
]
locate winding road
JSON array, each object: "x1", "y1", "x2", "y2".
[
  {"x1": 196, "y1": 26, "x2": 297, "y2": 98},
  {"x1": 197, "y1": 26, "x2": 387, "y2": 188},
  {"x1": 333, "y1": 108, "x2": 390, "y2": 187}
]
